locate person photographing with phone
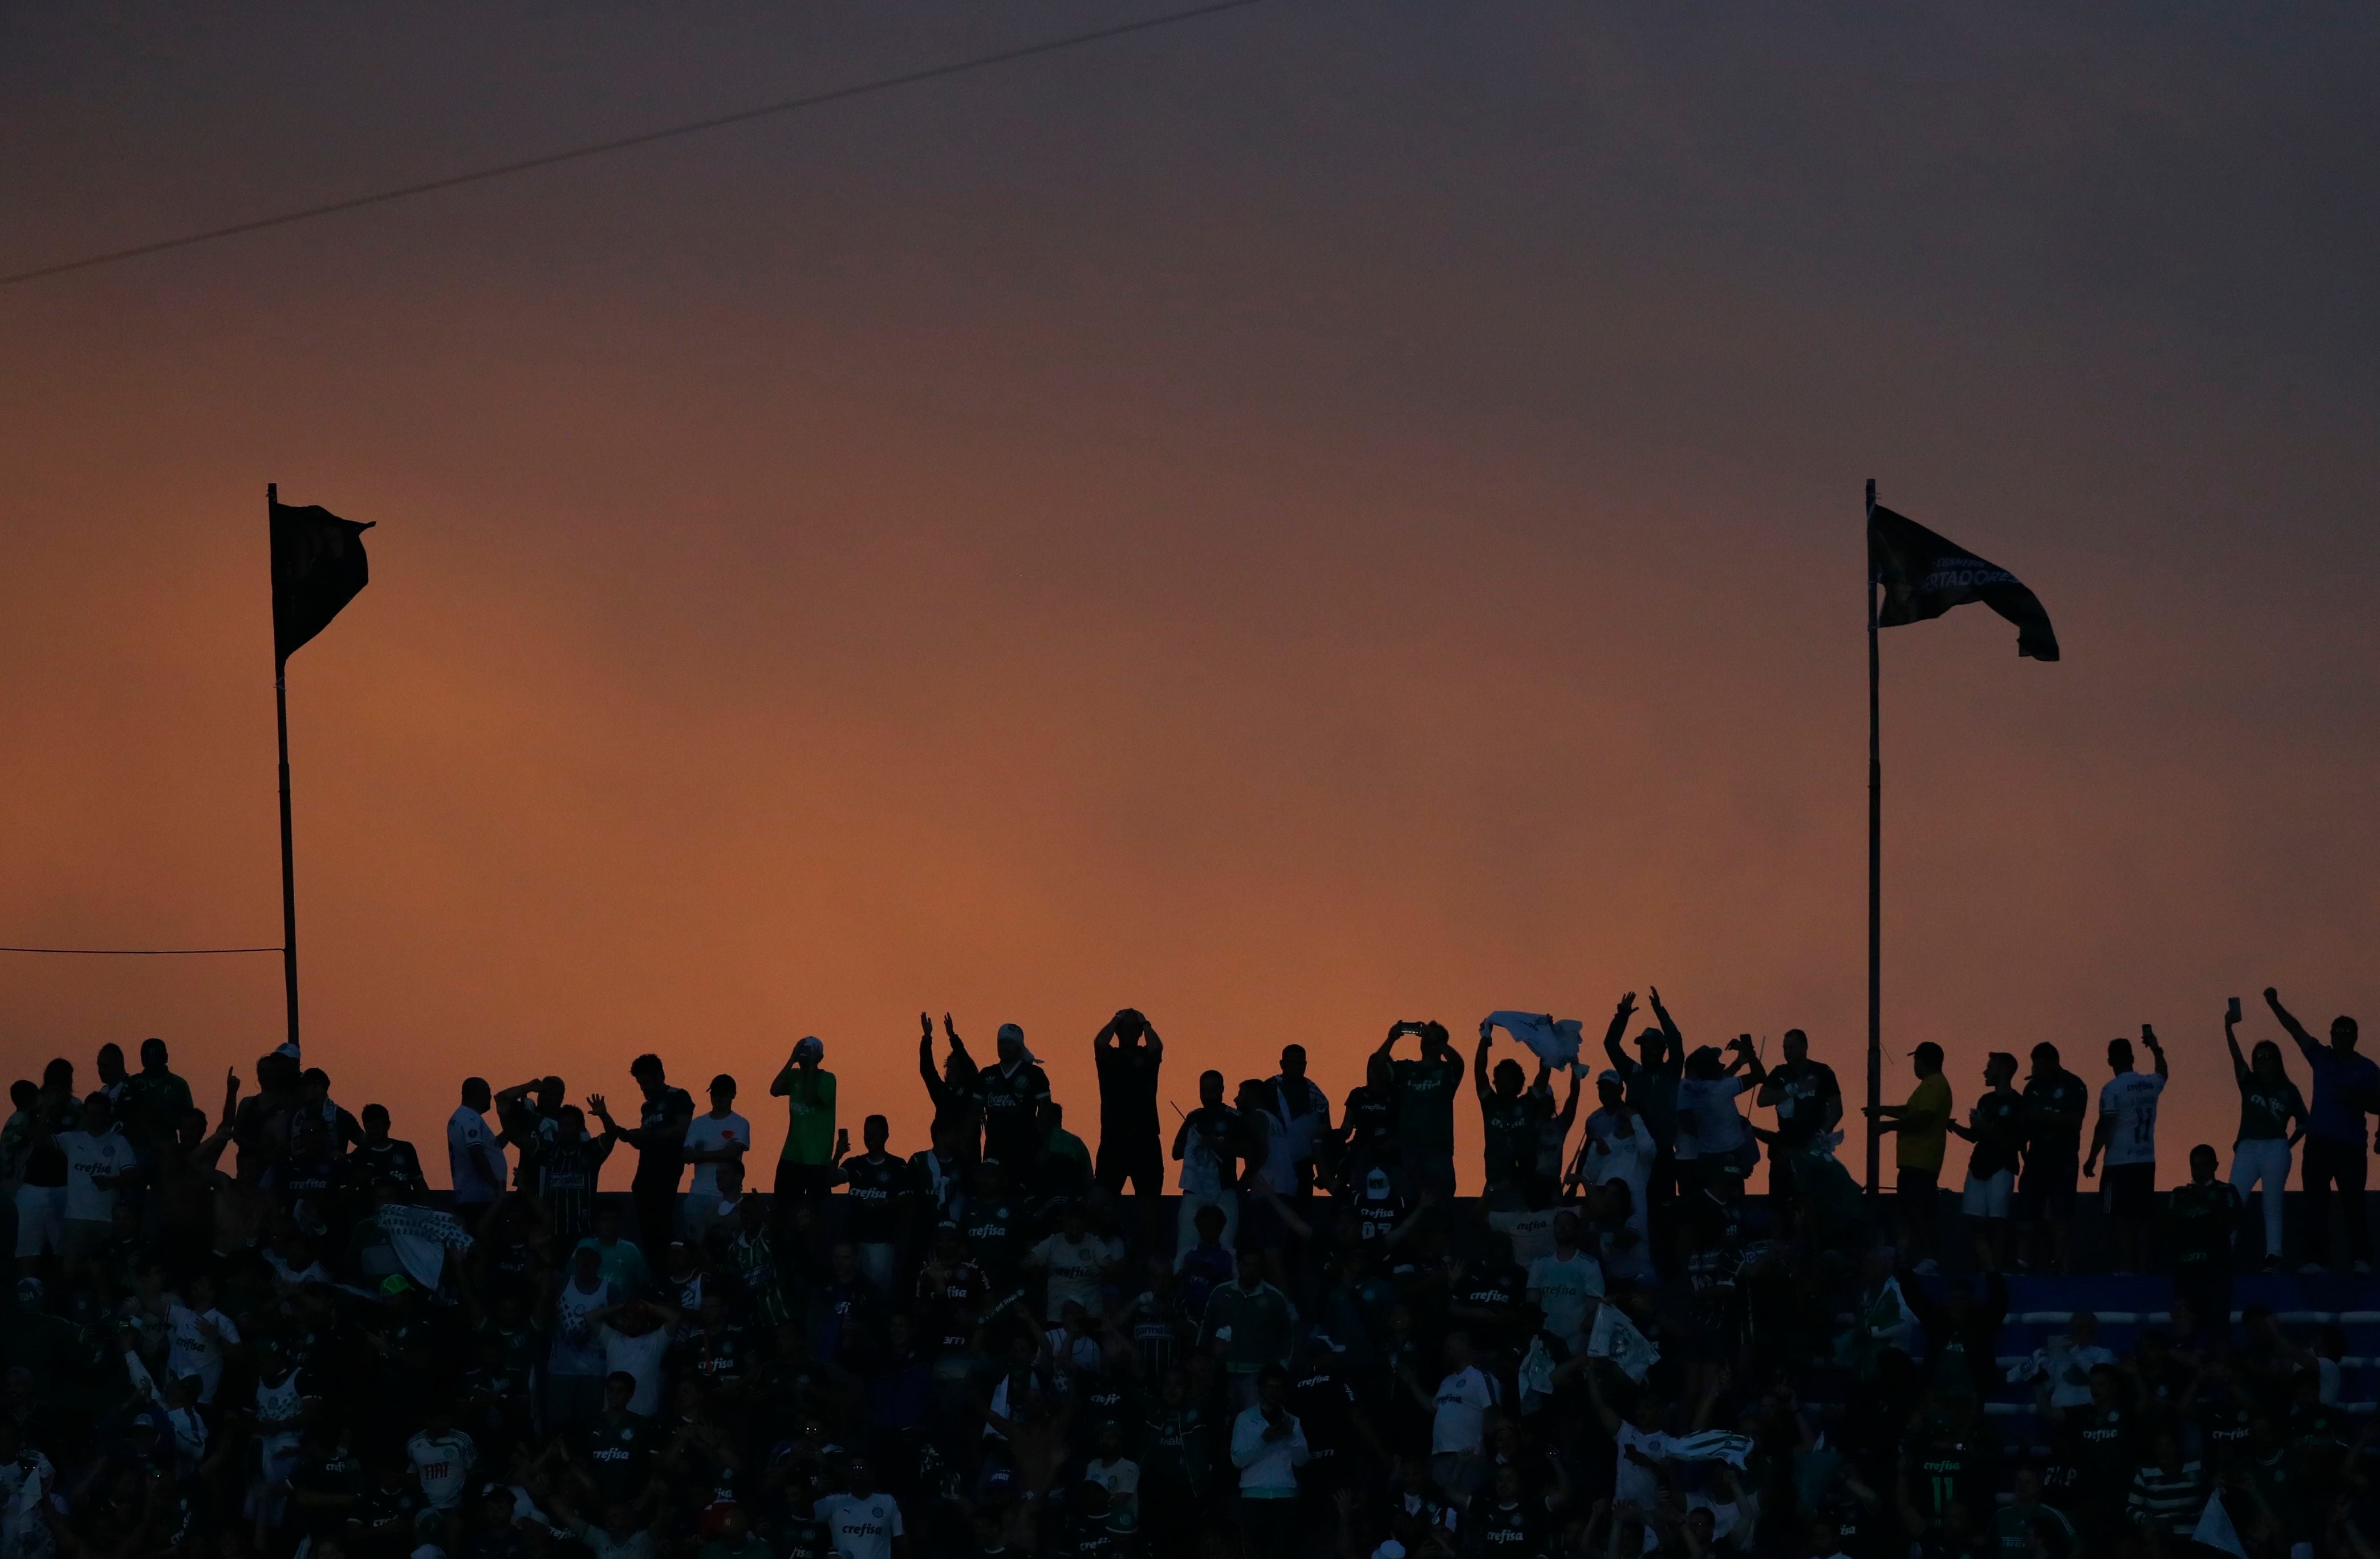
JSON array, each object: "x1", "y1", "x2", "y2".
[{"x1": 2082, "y1": 1024, "x2": 2167, "y2": 1274}]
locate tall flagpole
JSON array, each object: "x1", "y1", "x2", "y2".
[
  {"x1": 271, "y1": 482, "x2": 301, "y2": 1054},
  {"x1": 1865, "y1": 477, "x2": 1881, "y2": 1198}
]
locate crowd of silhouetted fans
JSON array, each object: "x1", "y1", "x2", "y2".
[{"x1": 6, "y1": 986, "x2": 2380, "y2": 1559}]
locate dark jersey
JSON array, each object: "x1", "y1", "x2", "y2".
[
  {"x1": 840, "y1": 1153, "x2": 913, "y2": 1244},
  {"x1": 1965, "y1": 1092, "x2": 2026, "y2": 1179},
  {"x1": 632, "y1": 1087, "x2": 695, "y2": 1189},
  {"x1": 975, "y1": 1062, "x2": 1052, "y2": 1161},
  {"x1": 2021, "y1": 1069, "x2": 2087, "y2": 1158},
  {"x1": 1392, "y1": 1056, "x2": 1464, "y2": 1150},
  {"x1": 1094, "y1": 1043, "x2": 1162, "y2": 1142},
  {"x1": 1766, "y1": 1060, "x2": 1841, "y2": 1149}
]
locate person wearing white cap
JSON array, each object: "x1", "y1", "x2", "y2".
[
  {"x1": 770, "y1": 1036, "x2": 836, "y2": 1210},
  {"x1": 976, "y1": 1023, "x2": 1051, "y2": 1168}
]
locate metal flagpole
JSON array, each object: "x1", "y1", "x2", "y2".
[
  {"x1": 271, "y1": 482, "x2": 300, "y2": 1054},
  {"x1": 1865, "y1": 477, "x2": 1881, "y2": 1198}
]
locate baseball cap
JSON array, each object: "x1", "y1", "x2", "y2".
[{"x1": 996, "y1": 1022, "x2": 1025, "y2": 1044}]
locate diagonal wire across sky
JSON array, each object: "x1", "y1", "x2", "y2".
[{"x1": 0, "y1": 0, "x2": 1261, "y2": 290}]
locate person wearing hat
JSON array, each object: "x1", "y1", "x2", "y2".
[
  {"x1": 975, "y1": 1023, "x2": 1051, "y2": 1170},
  {"x1": 770, "y1": 1037, "x2": 836, "y2": 1212},
  {"x1": 1866, "y1": 1041, "x2": 1952, "y2": 1272}
]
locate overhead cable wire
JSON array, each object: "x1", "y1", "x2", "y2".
[
  {"x1": 0, "y1": 945, "x2": 282, "y2": 955},
  {"x1": 1, "y1": 0, "x2": 1261, "y2": 289}
]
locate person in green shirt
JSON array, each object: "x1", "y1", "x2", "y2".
[
  {"x1": 1867, "y1": 1043, "x2": 1952, "y2": 1272},
  {"x1": 2223, "y1": 1011, "x2": 2305, "y2": 1270},
  {"x1": 770, "y1": 1035, "x2": 836, "y2": 1208}
]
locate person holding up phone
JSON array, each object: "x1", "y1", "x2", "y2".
[
  {"x1": 2224, "y1": 999, "x2": 2305, "y2": 1270},
  {"x1": 2083, "y1": 1025, "x2": 2167, "y2": 1274}
]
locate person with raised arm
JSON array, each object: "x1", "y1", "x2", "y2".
[
  {"x1": 1602, "y1": 991, "x2": 1682, "y2": 1223},
  {"x1": 2225, "y1": 1002, "x2": 2307, "y2": 1271},
  {"x1": 2264, "y1": 986, "x2": 2376, "y2": 1272},
  {"x1": 767, "y1": 1037, "x2": 835, "y2": 1215},
  {"x1": 2082, "y1": 1026, "x2": 2167, "y2": 1275},
  {"x1": 1374, "y1": 1021, "x2": 1462, "y2": 1199},
  {"x1": 916, "y1": 1011, "x2": 981, "y2": 1158},
  {"x1": 1472, "y1": 1021, "x2": 1536, "y2": 1200}
]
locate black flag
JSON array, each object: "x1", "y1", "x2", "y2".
[
  {"x1": 1868, "y1": 504, "x2": 2058, "y2": 662},
  {"x1": 270, "y1": 499, "x2": 373, "y2": 663}
]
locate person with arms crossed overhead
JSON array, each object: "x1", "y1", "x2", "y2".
[
  {"x1": 2016, "y1": 1042, "x2": 2089, "y2": 1274},
  {"x1": 1758, "y1": 1027, "x2": 1842, "y2": 1242},
  {"x1": 2263, "y1": 986, "x2": 2376, "y2": 1273},
  {"x1": 770, "y1": 1036, "x2": 836, "y2": 1215},
  {"x1": 1866, "y1": 1042, "x2": 1951, "y2": 1272},
  {"x1": 1092, "y1": 1008, "x2": 1164, "y2": 1199},
  {"x1": 1374, "y1": 1021, "x2": 1463, "y2": 1199},
  {"x1": 2224, "y1": 1000, "x2": 2306, "y2": 1271},
  {"x1": 2082, "y1": 1027, "x2": 2167, "y2": 1275}
]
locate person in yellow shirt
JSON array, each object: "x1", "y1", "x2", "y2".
[{"x1": 1867, "y1": 1041, "x2": 1953, "y2": 1273}]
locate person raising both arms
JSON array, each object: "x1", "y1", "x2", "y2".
[
  {"x1": 2263, "y1": 986, "x2": 2375, "y2": 1273},
  {"x1": 1374, "y1": 1021, "x2": 1462, "y2": 1200},
  {"x1": 2082, "y1": 1026, "x2": 2167, "y2": 1275},
  {"x1": 916, "y1": 1012, "x2": 981, "y2": 1159},
  {"x1": 1602, "y1": 990, "x2": 1682, "y2": 1223},
  {"x1": 2224, "y1": 1001, "x2": 2306, "y2": 1272}
]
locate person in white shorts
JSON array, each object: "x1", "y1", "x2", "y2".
[{"x1": 1947, "y1": 1052, "x2": 2024, "y2": 1272}]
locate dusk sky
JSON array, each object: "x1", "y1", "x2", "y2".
[{"x1": 5, "y1": 3, "x2": 2375, "y2": 1187}]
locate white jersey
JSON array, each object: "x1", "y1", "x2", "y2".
[
  {"x1": 1673, "y1": 1078, "x2": 1750, "y2": 1160},
  {"x1": 814, "y1": 1492, "x2": 904, "y2": 1559},
  {"x1": 682, "y1": 1110, "x2": 749, "y2": 1199},
  {"x1": 2098, "y1": 1072, "x2": 2166, "y2": 1167},
  {"x1": 549, "y1": 1277, "x2": 616, "y2": 1377}
]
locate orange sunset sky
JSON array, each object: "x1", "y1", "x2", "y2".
[{"x1": 4, "y1": 4, "x2": 2375, "y2": 1190}]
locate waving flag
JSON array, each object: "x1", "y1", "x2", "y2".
[{"x1": 1869, "y1": 503, "x2": 2058, "y2": 661}]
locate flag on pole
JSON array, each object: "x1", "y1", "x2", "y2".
[
  {"x1": 271, "y1": 498, "x2": 374, "y2": 662},
  {"x1": 1868, "y1": 504, "x2": 2058, "y2": 661}
]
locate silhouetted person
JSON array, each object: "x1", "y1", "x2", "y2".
[
  {"x1": 2016, "y1": 1041, "x2": 2088, "y2": 1273},
  {"x1": 1946, "y1": 1051, "x2": 2024, "y2": 1272},
  {"x1": 1869, "y1": 1040, "x2": 1949, "y2": 1269},
  {"x1": 917, "y1": 1011, "x2": 981, "y2": 1159},
  {"x1": 2167, "y1": 1142, "x2": 2241, "y2": 1327},
  {"x1": 1601, "y1": 990, "x2": 1682, "y2": 1220},
  {"x1": 1374, "y1": 1020, "x2": 1461, "y2": 1199},
  {"x1": 977, "y1": 1023, "x2": 1051, "y2": 1170},
  {"x1": 2083, "y1": 1027, "x2": 2167, "y2": 1274},
  {"x1": 1092, "y1": 1008, "x2": 1164, "y2": 1198},
  {"x1": 770, "y1": 1035, "x2": 836, "y2": 1211},
  {"x1": 447, "y1": 1077, "x2": 505, "y2": 1214},
  {"x1": 2265, "y1": 986, "x2": 2375, "y2": 1272},
  {"x1": 1264, "y1": 1045, "x2": 1333, "y2": 1194},
  {"x1": 1472, "y1": 1021, "x2": 1534, "y2": 1197},
  {"x1": 589, "y1": 1053, "x2": 691, "y2": 1261},
  {"x1": 2224, "y1": 1003, "x2": 2305, "y2": 1270},
  {"x1": 1764, "y1": 1026, "x2": 1843, "y2": 1241}
]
